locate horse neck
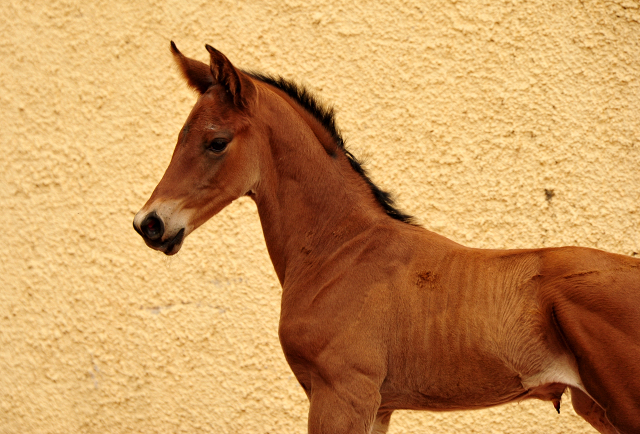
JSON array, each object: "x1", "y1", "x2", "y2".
[{"x1": 251, "y1": 85, "x2": 387, "y2": 286}]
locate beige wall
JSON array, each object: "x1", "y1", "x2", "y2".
[{"x1": 2, "y1": 0, "x2": 639, "y2": 432}]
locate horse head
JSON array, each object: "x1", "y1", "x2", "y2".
[{"x1": 133, "y1": 42, "x2": 261, "y2": 255}]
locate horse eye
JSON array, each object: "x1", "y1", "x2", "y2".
[{"x1": 207, "y1": 138, "x2": 229, "y2": 153}]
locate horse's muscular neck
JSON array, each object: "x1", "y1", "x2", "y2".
[{"x1": 251, "y1": 83, "x2": 386, "y2": 287}]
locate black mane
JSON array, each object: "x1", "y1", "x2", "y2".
[{"x1": 246, "y1": 72, "x2": 415, "y2": 225}]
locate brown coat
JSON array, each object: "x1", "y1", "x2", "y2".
[{"x1": 134, "y1": 43, "x2": 640, "y2": 434}]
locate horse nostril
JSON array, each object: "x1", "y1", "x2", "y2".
[{"x1": 140, "y1": 212, "x2": 164, "y2": 241}]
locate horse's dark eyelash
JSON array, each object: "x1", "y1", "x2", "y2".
[{"x1": 206, "y1": 139, "x2": 228, "y2": 152}]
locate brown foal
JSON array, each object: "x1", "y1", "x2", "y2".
[{"x1": 133, "y1": 42, "x2": 640, "y2": 434}]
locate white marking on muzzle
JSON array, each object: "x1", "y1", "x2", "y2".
[{"x1": 135, "y1": 200, "x2": 196, "y2": 242}]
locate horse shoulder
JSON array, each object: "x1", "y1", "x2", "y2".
[{"x1": 278, "y1": 223, "x2": 415, "y2": 371}]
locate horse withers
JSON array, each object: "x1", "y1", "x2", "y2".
[{"x1": 133, "y1": 42, "x2": 640, "y2": 434}]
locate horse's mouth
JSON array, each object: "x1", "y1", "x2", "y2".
[{"x1": 142, "y1": 228, "x2": 185, "y2": 256}]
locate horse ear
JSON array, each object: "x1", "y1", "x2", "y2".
[
  {"x1": 170, "y1": 41, "x2": 213, "y2": 94},
  {"x1": 205, "y1": 44, "x2": 255, "y2": 109}
]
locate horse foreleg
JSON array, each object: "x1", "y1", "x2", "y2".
[
  {"x1": 370, "y1": 410, "x2": 393, "y2": 434},
  {"x1": 570, "y1": 388, "x2": 619, "y2": 434},
  {"x1": 307, "y1": 377, "x2": 381, "y2": 434}
]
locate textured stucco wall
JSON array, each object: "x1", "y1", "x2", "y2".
[{"x1": 2, "y1": 0, "x2": 639, "y2": 433}]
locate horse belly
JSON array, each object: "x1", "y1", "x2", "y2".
[
  {"x1": 382, "y1": 298, "x2": 582, "y2": 410},
  {"x1": 382, "y1": 348, "x2": 583, "y2": 411},
  {"x1": 381, "y1": 353, "x2": 525, "y2": 411}
]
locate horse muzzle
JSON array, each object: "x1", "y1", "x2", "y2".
[{"x1": 133, "y1": 210, "x2": 186, "y2": 255}]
